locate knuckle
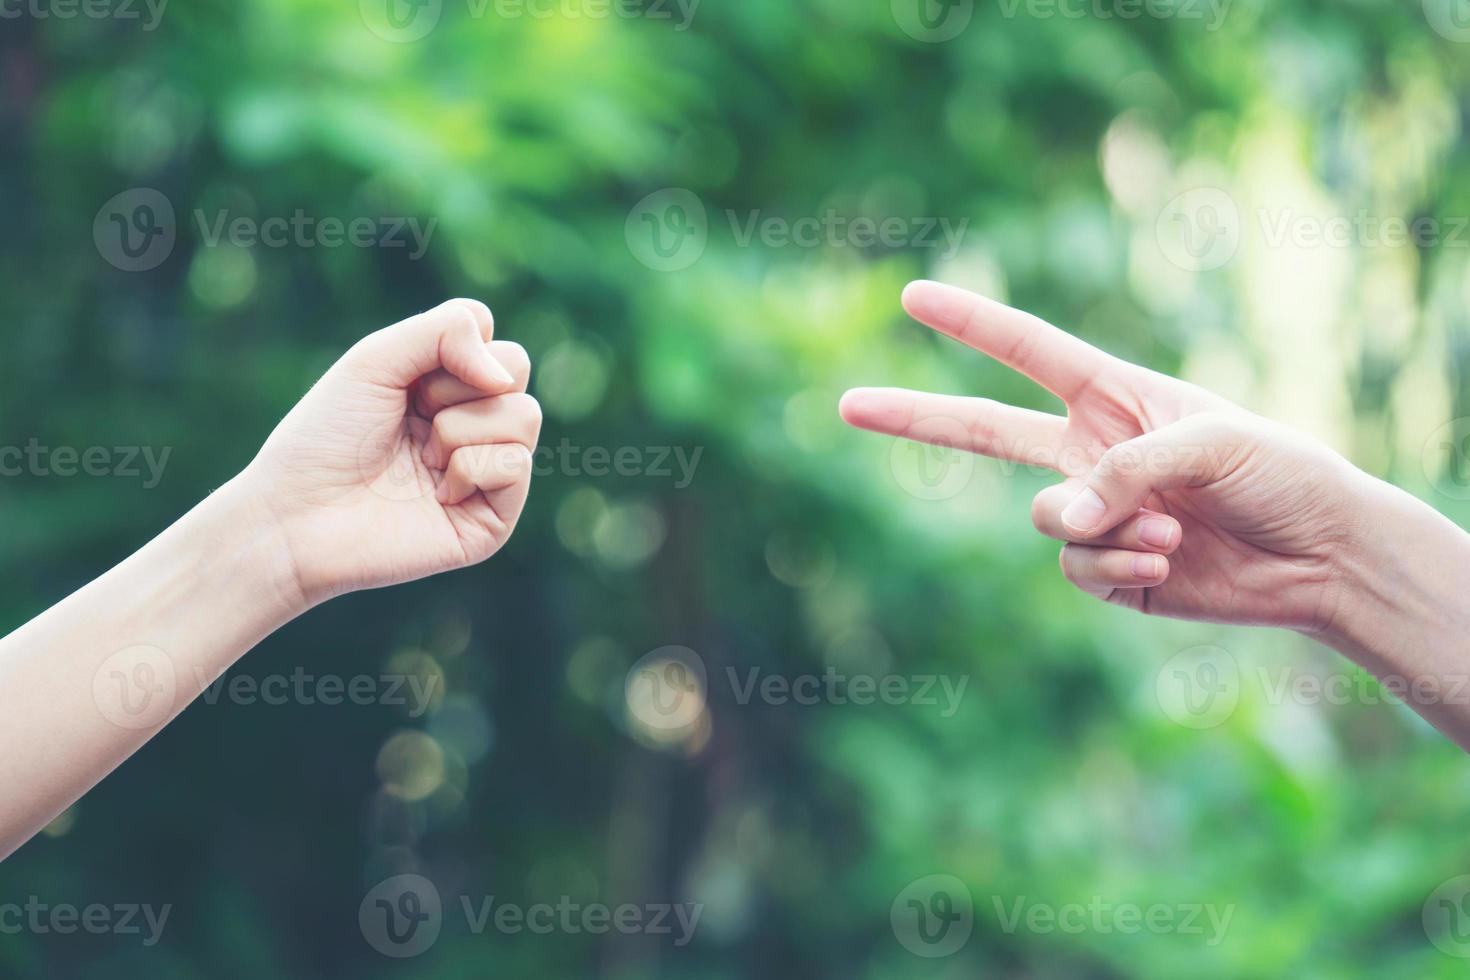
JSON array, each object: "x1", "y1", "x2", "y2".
[
  {"x1": 1030, "y1": 493, "x2": 1051, "y2": 533},
  {"x1": 1057, "y1": 546, "x2": 1078, "y2": 583},
  {"x1": 447, "y1": 447, "x2": 474, "y2": 478},
  {"x1": 1185, "y1": 410, "x2": 1250, "y2": 458},
  {"x1": 446, "y1": 297, "x2": 492, "y2": 323},
  {"x1": 965, "y1": 400, "x2": 998, "y2": 446},
  {"x1": 430, "y1": 410, "x2": 460, "y2": 446},
  {"x1": 500, "y1": 443, "x2": 534, "y2": 477},
  {"x1": 509, "y1": 393, "x2": 543, "y2": 428},
  {"x1": 459, "y1": 443, "x2": 533, "y2": 483},
  {"x1": 451, "y1": 308, "x2": 481, "y2": 336},
  {"x1": 441, "y1": 296, "x2": 493, "y2": 332},
  {"x1": 1003, "y1": 322, "x2": 1040, "y2": 369},
  {"x1": 494, "y1": 340, "x2": 530, "y2": 372},
  {"x1": 354, "y1": 324, "x2": 399, "y2": 359},
  {"x1": 1098, "y1": 442, "x2": 1144, "y2": 480}
]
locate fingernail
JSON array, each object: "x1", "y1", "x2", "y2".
[
  {"x1": 1060, "y1": 488, "x2": 1106, "y2": 533},
  {"x1": 485, "y1": 354, "x2": 515, "y2": 384},
  {"x1": 1131, "y1": 555, "x2": 1164, "y2": 580},
  {"x1": 1138, "y1": 518, "x2": 1175, "y2": 549}
]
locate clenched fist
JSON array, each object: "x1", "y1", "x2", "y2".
[{"x1": 243, "y1": 298, "x2": 543, "y2": 606}]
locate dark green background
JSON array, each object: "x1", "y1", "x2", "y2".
[{"x1": 5, "y1": 0, "x2": 1470, "y2": 976}]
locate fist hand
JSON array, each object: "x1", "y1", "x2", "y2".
[
  {"x1": 841, "y1": 281, "x2": 1368, "y2": 634},
  {"x1": 244, "y1": 299, "x2": 542, "y2": 606}
]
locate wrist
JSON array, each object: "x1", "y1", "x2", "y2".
[
  {"x1": 1318, "y1": 472, "x2": 1470, "y2": 673},
  {"x1": 195, "y1": 471, "x2": 315, "y2": 623}
]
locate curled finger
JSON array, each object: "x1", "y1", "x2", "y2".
[
  {"x1": 1032, "y1": 482, "x2": 1180, "y2": 553},
  {"x1": 1058, "y1": 543, "x2": 1170, "y2": 598}
]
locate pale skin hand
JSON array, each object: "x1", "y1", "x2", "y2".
[
  {"x1": 0, "y1": 299, "x2": 540, "y2": 859},
  {"x1": 250, "y1": 297, "x2": 543, "y2": 604},
  {"x1": 842, "y1": 280, "x2": 1470, "y2": 747}
]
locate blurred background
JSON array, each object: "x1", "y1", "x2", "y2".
[{"x1": 6, "y1": 0, "x2": 1470, "y2": 976}]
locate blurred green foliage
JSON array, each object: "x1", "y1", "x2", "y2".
[{"x1": 5, "y1": 0, "x2": 1470, "y2": 977}]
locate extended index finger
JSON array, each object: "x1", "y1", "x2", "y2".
[
  {"x1": 839, "y1": 387, "x2": 1067, "y2": 470},
  {"x1": 902, "y1": 280, "x2": 1117, "y2": 404}
]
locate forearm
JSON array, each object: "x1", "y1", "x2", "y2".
[
  {"x1": 0, "y1": 473, "x2": 306, "y2": 859},
  {"x1": 1321, "y1": 475, "x2": 1470, "y2": 748}
]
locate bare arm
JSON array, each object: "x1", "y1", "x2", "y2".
[
  {"x1": 0, "y1": 298, "x2": 542, "y2": 859},
  {"x1": 1317, "y1": 477, "x2": 1470, "y2": 746},
  {"x1": 842, "y1": 280, "x2": 1470, "y2": 748}
]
